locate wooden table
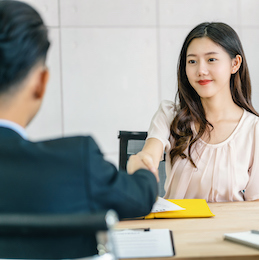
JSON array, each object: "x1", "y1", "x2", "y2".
[{"x1": 116, "y1": 201, "x2": 259, "y2": 259}]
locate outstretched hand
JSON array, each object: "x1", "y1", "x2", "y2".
[{"x1": 127, "y1": 152, "x2": 159, "y2": 182}]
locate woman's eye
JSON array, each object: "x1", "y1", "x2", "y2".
[
  {"x1": 188, "y1": 60, "x2": 196, "y2": 64},
  {"x1": 208, "y1": 58, "x2": 216, "y2": 62}
]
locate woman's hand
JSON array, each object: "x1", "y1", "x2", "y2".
[{"x1": 127, "y1": 152, "x2": 159, "y2": 182}]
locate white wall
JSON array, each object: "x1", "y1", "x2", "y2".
[{"x1": 21, "y1": 0, "x2": 259, "y2": 167}]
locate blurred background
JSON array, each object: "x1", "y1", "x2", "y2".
[{"x1": 21, "y1": 0, "x2": 259, "y2": 167}]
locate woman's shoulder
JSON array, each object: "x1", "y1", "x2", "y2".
[
  {"x1": 150, "y1": 100, "x2": 176, "y2": 128},
  {"x1": 243, "y1": 109, "x2": 259, "y2": 124},
  {"x1": 238, "y1": 109, "x2": 259, "y2": 135},
  {"x1": 155, "y1": 100, "x2": 177, "y2": 122},
  {"x1": 158, "y1": 100, "x2": 176, "y2": 114}
]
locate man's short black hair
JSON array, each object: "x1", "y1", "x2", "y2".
[{"x1": 0, "y1": 0, "x2": 50, "y2": 93}]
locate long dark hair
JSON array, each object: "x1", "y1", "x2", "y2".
[{"x1": 170, "y1": 22, "x2": 258, "y2": 167}]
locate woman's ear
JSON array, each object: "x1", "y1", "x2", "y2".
[
  {"x1": 231, "y1": 55, "x2": 242, "y2": 74},
  {"x1": 34, "y1": 67, "x2": 49, "y2": 99}
]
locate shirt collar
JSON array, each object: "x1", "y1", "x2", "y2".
[{"x1": 0, "y1": 119, "x2": 28, "y2": 139}]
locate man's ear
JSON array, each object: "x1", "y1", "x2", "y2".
[{"x1": 34, "y1": 68, "x2": 49, "y2": 99}]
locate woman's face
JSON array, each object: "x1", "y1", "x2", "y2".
[{"x1": 185, "y1": 37, "x2": 236, "y2": 100}]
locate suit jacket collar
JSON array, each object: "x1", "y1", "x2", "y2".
[{"x1": 0, "y1": 119, "x2": 27, "y2": 139}]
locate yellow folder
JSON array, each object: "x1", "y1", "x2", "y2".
[{"x1": 145, "y1": 199, "x2": 215, "y2": 219}]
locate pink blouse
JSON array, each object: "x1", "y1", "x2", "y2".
[{"x1": 147, "y1": 100, "x2": 259, "y2": 202}]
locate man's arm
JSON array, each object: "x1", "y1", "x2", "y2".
[{"x1": 84, "y1": 137, "x2": 158, "y2": 219}]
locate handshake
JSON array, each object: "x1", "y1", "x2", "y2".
[{"x1": 127, "y1": 151, "x2": 160, "y2": 182}]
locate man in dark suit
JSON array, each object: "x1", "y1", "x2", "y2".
[{"x1": 0, "y1": 1, "x2": 158, "y2": 258}]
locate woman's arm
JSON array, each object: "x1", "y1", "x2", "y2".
[
  {"x1": 127, "y1": 101, "x2": 173, "y2": 179},
  {"x1": 139, "y1": 138, "x2": 164, "y2": 169}
]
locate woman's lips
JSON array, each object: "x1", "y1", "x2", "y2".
[{"x1": 198, "y1": 80, "x2": 212, "y2": 85}]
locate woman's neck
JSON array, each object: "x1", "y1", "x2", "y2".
[
  {"x1": 198, "y1": 93, "x2": 244, "y2": 144},
  {"x1": 201, "y1": 94, "x2": 243, "y2": 124}
]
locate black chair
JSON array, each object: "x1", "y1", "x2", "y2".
[
  {"x1": 0, "y1": 210, "x2": 118, "y2": 259},
  {"x1": 118, "y1": 131, "x2": 166, "y2": 197}
]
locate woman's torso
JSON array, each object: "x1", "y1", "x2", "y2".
[{"x1": 147, "y1": 100, "x2": 259, "y2": 202}]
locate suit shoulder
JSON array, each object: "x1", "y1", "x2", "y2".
[
  {"x1": 38, "y1": 135, "x2": 94, "y2": 144},
  {"x1": 36, "y1": 135, "x2": 99, "y2": 152}
]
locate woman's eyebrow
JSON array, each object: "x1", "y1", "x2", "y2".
[{"x1": 187, "y1": 52, "x2": 219, "y2": 57}]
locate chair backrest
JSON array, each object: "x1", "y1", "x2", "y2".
[
  {"x1": 118, "y1": 131, "x2": 166, "y2": 197},
  {"x1": 0, "y1": 210, "x2": 118, "y2": 259}
]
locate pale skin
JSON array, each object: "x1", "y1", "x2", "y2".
[
  {"x1": 1, "y1": 62, "x2": 157, "y2": 181},
  {"x1": 127, "y1": 37, "x2": 251, "y2": 186}
]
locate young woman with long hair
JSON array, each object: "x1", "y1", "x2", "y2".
[{"x1": 127, "y1": 22, "x2": 259, "y2": 202}]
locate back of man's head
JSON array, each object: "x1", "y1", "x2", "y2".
[{"x1": 0, "y1": 0, "x2": 50, "y2": 94}]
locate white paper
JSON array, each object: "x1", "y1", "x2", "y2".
[
  {"x1": 151, "y1": 196, "x2": 185, "y2": 212},
  {"x1": 113, "y1": 229, "x2": 174, "y2": 258},
  {"x1": 224, "y1": 231, "x2": 259, "y2": 249}
]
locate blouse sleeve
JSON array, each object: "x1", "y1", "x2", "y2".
[
  {"x1": 244, "y1": 119, "x2": 259, "y2": 201},
  {"x1": 147, "y1": 100, "x2": 175, "y2": 156}
]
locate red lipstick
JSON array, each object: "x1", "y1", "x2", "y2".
[{"x1": 198, "y1": 80, "x2": 212, "y2": 85}]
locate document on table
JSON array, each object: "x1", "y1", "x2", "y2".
[
  {"x1": 146, "y1": 198, "x2": 214, "y2": 219},
  {"x1": 224, "y1": 231, "x2": 259, "y2": 249},
  {"x1": 151, "y1": 196, "x2": 185, "y2": 212},
  {"x1": 113, "y1": 229, "x2": 175, "y2": 258}
]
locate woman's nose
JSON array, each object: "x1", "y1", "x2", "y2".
[{"x1": 197, "y1": 62, "x2": 209, "y2": 76}]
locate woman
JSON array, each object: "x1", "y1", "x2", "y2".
[{"x1": 127, "y1": 22, "x2": 259, "y2": 202}]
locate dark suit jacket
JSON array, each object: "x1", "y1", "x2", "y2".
[{"x1": 0, "y1": 127, "x2": 157, "y2": 258}]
